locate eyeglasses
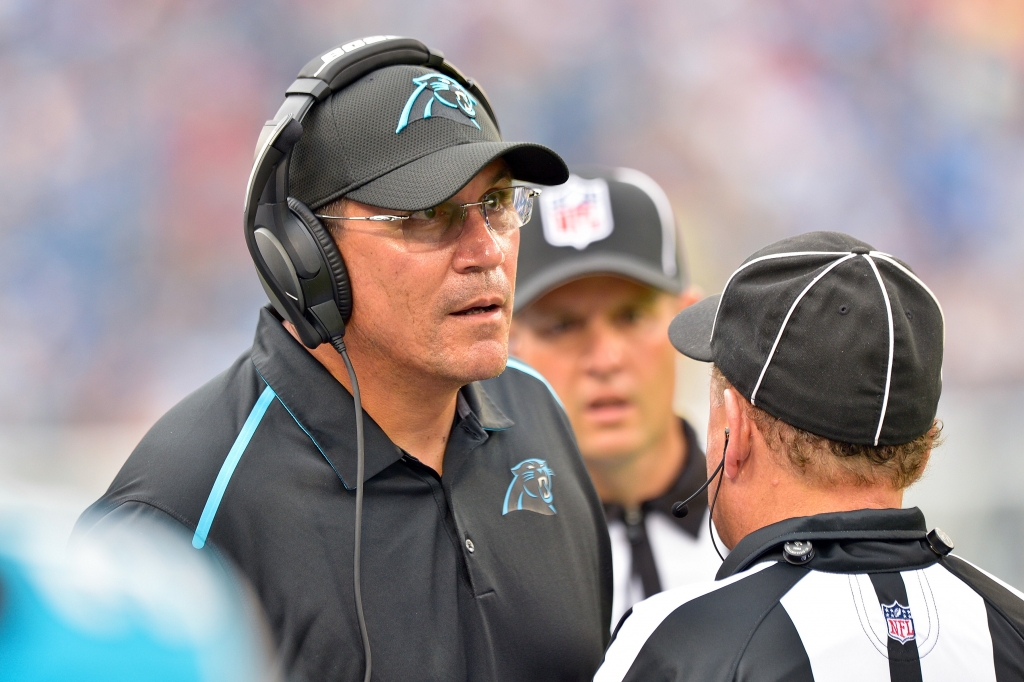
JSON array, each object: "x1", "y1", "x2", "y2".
[{"x1": 315, "y1": 186, "x2": 541, "y2": 251}]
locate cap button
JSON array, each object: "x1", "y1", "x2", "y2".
[
  {"x1": 783, "y1": 540, "x2": 814, "y2": 565},
  {"x1": 850, "y1": 246, "x2": 871, "y2": 255},
  {"x1": 927, "y1": 528, "x2": 954, "y2": 556}
]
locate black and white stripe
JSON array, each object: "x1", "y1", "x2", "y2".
[{"x1": 597, "y1": 555, "x2": 1024, "y2": 681}]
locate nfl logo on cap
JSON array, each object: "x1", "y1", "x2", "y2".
[
  {"x1": 538, "y1": 174, "x2": 614, "y2": 250},
  {"x1": 881, "y1": 601, "x2": 916, "y2": 644}
]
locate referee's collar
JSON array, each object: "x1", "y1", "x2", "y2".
[
  {"x1": 717, "y1": 507, "x2": 931, "y2": 580},
  {"x1": 250, "y1": 307, "x2": 513, "y2": 489}
]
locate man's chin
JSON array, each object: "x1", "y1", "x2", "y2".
[
  {"x1": 432, "y1": 339, "x2": 509, "y2": 385},
  {"x1": 578, "y1": 432, "x2": 648, "y2": 464}
]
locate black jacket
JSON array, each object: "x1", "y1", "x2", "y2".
[
  {"x1": 79, "y1": 308, "x2": 612, "y2": 682},
  {"x1": 597, "y1": 507, "x2": 1024, "y2": 681}
]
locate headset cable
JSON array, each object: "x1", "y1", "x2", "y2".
[{"x1": 332, "y1": 336, "x2": 371, "y2": 682}]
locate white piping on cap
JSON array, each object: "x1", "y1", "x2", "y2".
[
  {"x1": 864, "y1": 255, "x2": 895, "y2": 446},
  {"x1": 710, "y1": 251, "x2": 852, "y2": 342},
  {"x1": 749, "y1": 253, "x2": 857, "y2": 405},
  {"x1": 612, "y1": 168, "x2": 678, "y2": 278},
  {"x1": 869, "y1": 252, "x2": 946, "y2": 344}
]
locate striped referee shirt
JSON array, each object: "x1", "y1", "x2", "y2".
[{"x1": 596, "y1": 508, "x2": 1024, "y2": 681}]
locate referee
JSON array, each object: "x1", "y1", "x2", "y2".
[
  {"x1": 78, "y1": 38, "x2": 611, "y2": 682},
  {"x1": 509, "y1": 167, "x2": 720, "y2": 627},
  {"x1": 597, "y1": 231, "x2": 1024, "y2": 681}
]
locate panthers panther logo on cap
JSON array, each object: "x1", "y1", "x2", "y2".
[
  {"x1": 396, "y1": 72, "x2": 481, "y2": 134},
  {"x1": 502, "y1": 459, "x2": 556, "y2": 516}
]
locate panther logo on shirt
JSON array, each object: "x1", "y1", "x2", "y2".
[
  {"x1": 502, "y1": 459, "x2": 556, "y2": 516},
  {"x1": 395, "y1": 73, "x2": 481, "y2": 134},
  {"x1": 881, "y1": 601, "x2": 916, "y2": 644}
]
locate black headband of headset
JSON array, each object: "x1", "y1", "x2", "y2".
[{"x1": 243, "y1": 36, "x2": 496, "y2": 347}]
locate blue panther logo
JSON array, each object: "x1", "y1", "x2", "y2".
[
  {"x1": 502, "y1": 459, "x2": 556, "y2": 515},
  {"x1": 395, "y1": 73, "x2": 481, "y2": 134}
]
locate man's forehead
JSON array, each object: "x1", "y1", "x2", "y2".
[
  {"x1": 472, "y1": 158, "x2": 513, "y2": 186},
  {"x1": 525, "y1": 276, "x2": 665, "y2": 315}
]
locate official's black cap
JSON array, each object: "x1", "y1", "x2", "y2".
[
  {"x1": 514, "y1": 167, "x2": 686, "y2": 311},
  {"x1": 288, "y1": 63, "x2": 568, "y2": 211},
  {"x1": 669, "y1": 231, "x2": 944, "y2": 446}
]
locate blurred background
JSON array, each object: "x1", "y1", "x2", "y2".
[{"x1": 1, "y1": 0, "x2": 1022, "y2": 586}]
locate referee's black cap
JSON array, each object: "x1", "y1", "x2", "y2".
[
  {"x1": 288, "y1": 63, "x2": 568, "y2": 211},
  {"x1": 669, "y1": 231, "x2": 944, "y2": 446},
  {"x1": 515, "y1": 167, "x2": 686, "y2": 312}
]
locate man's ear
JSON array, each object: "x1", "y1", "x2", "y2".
[{"x1": 722, "y1": 388, "x2": 752, "y2": 480}]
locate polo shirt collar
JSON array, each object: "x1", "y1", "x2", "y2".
[
  {"x1": 249, "y1": 307, "x2": 513, "y2": 488},
  {"x1": 459, "y1": 380, "x2": 514, "y2": 431}
]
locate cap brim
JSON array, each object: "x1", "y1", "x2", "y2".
[
  {"x1": 344, "y1": 141, "x2": 569, "y2": 211},
  {"x1": 513, "y1": 254, "x2": 683, "y2": 313},
  {"x1": 668, "y1": 294, "x2": 719, "y2": 362}
]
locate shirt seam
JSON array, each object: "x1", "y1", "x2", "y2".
[
  {"x1": 98, "y1": 497, "x2": 197, "y2": 535},
  {"x1": 252, "y1": 361, "x2": 353, "y2": 491}
]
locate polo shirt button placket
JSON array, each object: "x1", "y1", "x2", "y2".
[{"x1": 465, "y1": 537, "x2": 475, "y2": 554}]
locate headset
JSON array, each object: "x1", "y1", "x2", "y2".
[
  {"x1": 244, "y1": 35, "x2": 497, "y2": 347},
  {"x1": 243, "y1": 35, "x2": 498, "y2": 682}
]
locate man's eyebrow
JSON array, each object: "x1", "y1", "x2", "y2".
[{"x1": 489, "y1": 165, "x2": 514, "y2": 185}]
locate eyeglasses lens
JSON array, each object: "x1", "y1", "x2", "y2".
[{"x1": 402, "y1": 187, "x2": 536, "y2": 250}]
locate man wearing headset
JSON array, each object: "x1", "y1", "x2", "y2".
[
  {"x1": 509, "y1": 168, "x2": 721, "y2": 628},
  {"x1": 78, "y1": 38, "x2": 611, "y2": 682}
]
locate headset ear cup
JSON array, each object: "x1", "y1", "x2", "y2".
[{"x1": 287, "y1": 197, "x2": 353, "y2": 324}]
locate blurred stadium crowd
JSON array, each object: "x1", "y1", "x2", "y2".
[{"x1": 1, "y1": 0, "x2": 1023, "y2": 584}]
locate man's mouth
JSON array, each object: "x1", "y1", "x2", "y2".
[
  {"x1": 451, "y1": 303, "x2": 502, "y2": 316},
  {"x1": 584, "y1": 396, "x2": 634, "y2": 422},
  {"x1": 450, "y1": 295, "x2": 505, "y2": 316},
  {"x1": 588, "y1": 397, "x2": 630, "y2": 410}
]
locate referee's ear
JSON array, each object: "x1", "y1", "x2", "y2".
[{"x1": 722, "y1": 388, "x2": 753, "y2": 480}]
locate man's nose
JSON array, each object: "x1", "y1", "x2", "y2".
[
  {"x1": 584, "y1": 321, "x2": 626, "y2": 378},
  {"x1": 451, "y1": 208, "x2": 506, "y2": 273}
]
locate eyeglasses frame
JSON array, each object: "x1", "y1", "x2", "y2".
[{"x1": 314, "y1": 186, "x2": 542, "y2": 235}]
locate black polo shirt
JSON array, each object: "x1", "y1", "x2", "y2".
[{"x1": 79, "y1": 307, "x2": 612, "y2": 682}]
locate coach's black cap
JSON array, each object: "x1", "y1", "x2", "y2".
[
  {"x1": 288, "y1": 63, "x2": 568, "y2": 211},
  {"x1": 514, "y1": 167, "x2": 686, "y2": 311},
  {"x1": 669, "y1": 231, "x2": 944, "y2": 446}
]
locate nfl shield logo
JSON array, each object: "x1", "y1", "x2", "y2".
[
  {"x1": 881, "y1": 601, "x2": 916, "y2": 644},
  {"x1": 539, "y1": 175, "x2": 614, "y2": 250}
]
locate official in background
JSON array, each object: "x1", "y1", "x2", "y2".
[
  {"x1": 509, "y1": 167, "x2": 720, "y2": 626},
  {"x1": 597, "y1": 231, "x2": 1024, "y2": 681},
  {"x1": 77, "y1": 37, "x2": 611, "y2": 682}
]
